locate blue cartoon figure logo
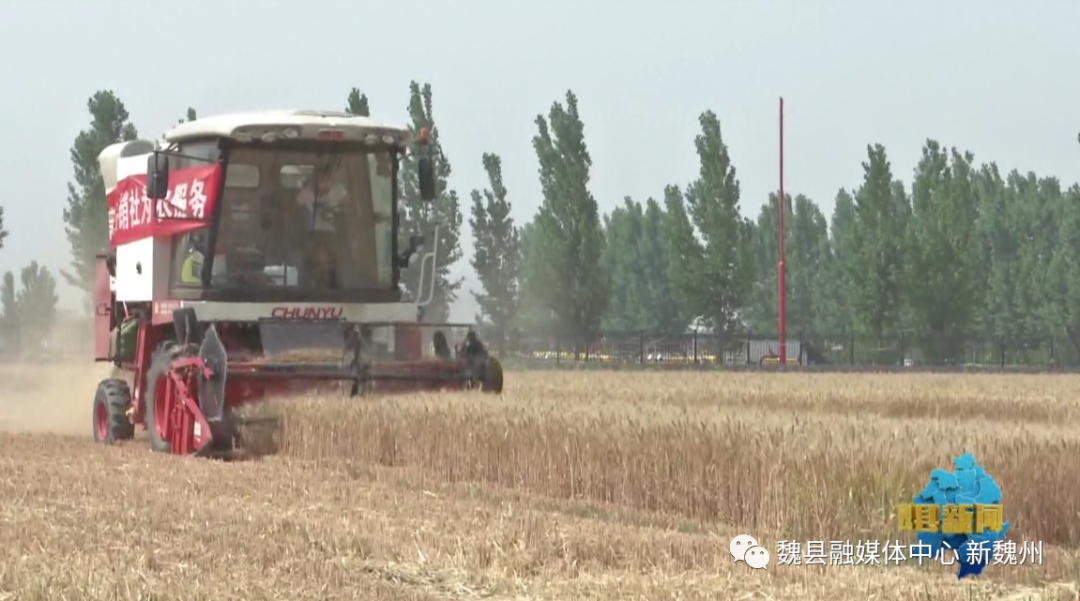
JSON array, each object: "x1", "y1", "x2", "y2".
[{"x1": 898, "y1": 453, "x2": 1011, "y2": 578}]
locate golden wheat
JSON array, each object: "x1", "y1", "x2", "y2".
[
  {"x1": 0, "y1": 366, "x2": 1078, "y2": 599},
  {"x1": 277, "y1": 372, "x2": 1080, "y2": 547}
]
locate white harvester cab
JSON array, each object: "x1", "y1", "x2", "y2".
[{"x1": 93, "y1": 109, "x2": 445, "y2": 360}]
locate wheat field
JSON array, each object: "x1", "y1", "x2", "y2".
[{"x1": 0, "y1": 362, "x2": 1078, "y2": 600}]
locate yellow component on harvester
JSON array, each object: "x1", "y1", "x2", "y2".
[{"x1": 181, "y1": 251, "x2": 204, "y2": 285}]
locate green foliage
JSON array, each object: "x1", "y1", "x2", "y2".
[
  {"x1": 0, "y1": 206, "x2": 8, "y2": 251},
  {"x1": 41, "y1": 87, "x2": 1080, "y2": 366},
  {"x1": 971, "y1": 163, "x2": 1015, "y2": 341},
  {"x1": 1049, "y1": 184, "x2": 1080, "y2": 358},
  {"x1": 667, "y1": 111, "x2": 754, "y2": 336},
  {"x1": 501, "y1": 94, "x2": 1080, "y2": 365},
  {"x1": 345, "y1": 89, "x2": 370, "y2": 117},
  {"x1": 16, "y1": 261, "x2": 58, "y2": 339},
  {"x1": 821, "y1": 189, "x2": 858, "y2": 336},
  {"x1": 1, "y1": 262, "x2": 58, "y2": 350},
  {"x1": 746, "y1": 193, "x2": 832, "y2": 339},
  {"x1": 397, "y1": 81, "x2": 463, "y2": 322},
  {"x1": 469, "y1": 153, "x2": 520, "y2": 353},
  {"x1": 746, "y1": 192, "x2": 792, "y2": 334},
  {"x1": 0, "y1": 271, "x2": 16, "y2": 343},
  {"x1": 662, "y1": 184, "x2": 703, "y2": 329},
  {"x1": 906, "y1": 141, "x2": 979, "y2": 362},
  {"x1": 515, "y1": 219, "x2": 552, "y2": 334},
  {"x1": 602, "y1": 197, "x2": 687, "y2": 335},
  {"x1": 788, "y1": 195, "x2": 832, "y2": 339},
  {"x1": 177, "y1": 107, "x2": 197, "y2": 125},
  {"x1": 600, "y1": 197, "x2": 646, "y2": 332},
  {"x1": 528, "y1": 90, "x2": 608, "y2": 343},
  {"x1": 62, "y1": 91, "x2": 139, "y2": 300},
  {"x1": 639, "y1": 197, "x2": 688, "y2": 335},
  {"x1": 850, "y1": 144, "x2": 909, "y2": 343}
]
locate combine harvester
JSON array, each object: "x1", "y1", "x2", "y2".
[{"x1": 90, "y1": 109, "x2": 502, "y2": 458}]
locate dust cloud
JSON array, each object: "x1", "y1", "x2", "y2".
[
  {"x1": 0, "y1": 360, "x2": 121, "y2": 436},
  {"x1": 0, "y1": 321, "x2": 124, "y2": 437}
]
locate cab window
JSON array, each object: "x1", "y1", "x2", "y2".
[{"x1": 170, "y1": 140, "x2": 221, "y2": 288}]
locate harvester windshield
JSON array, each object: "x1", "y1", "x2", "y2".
[{"x1": 172, "y1": 144, "x2": 395, "y2": 292}]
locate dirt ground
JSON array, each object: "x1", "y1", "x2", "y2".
[{"x1": 0, "y1": 363, "x2": 1077, "y2": 600}]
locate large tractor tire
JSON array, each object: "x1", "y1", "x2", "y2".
[
  {"x1": 93, "y1": 378, "x2": 135, "y2": 444},
  {"x1": 480, "y1": 356, "x2": 503, "y2": 394},
  {"x1": 143, "y1": 344, "x2": 180, "y2": 453}
]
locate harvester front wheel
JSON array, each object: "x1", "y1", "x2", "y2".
[
  {"x1": 144, "y1": 344, "x2": 180, "y2": 453},
  {"x1": 480, "y1": 357, "x2": 503, "y2": 394},
  {"x1": 93, "y1": 378, "x2": 134, "y2": 444}
]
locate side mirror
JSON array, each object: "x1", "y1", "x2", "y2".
[
  {"x1": 146, "y1": 152, "x2": 170, "y2": 200},
  {"x1": 416, "y1": 126, "x2": 436, "y2": 201},
  {"x1": 418, "y1": 156, "x2": 436, "y2": 201}
]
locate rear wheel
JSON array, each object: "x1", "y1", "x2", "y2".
[
  {"x1": 480, "y1": 356, "x2": 503, "y2": 394},
  {"x1": 93, "y1": 378, "x2": 134, "y2": 444},
  {"x1": 143, "y1": 344, "x2": 180, "y2": 453}
]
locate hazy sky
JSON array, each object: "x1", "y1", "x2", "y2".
[{"x1": 2, "y1": 1, "x2": 1078, "y2": 319}]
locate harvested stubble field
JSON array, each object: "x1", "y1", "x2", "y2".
[{"x1": 1, "y1": 363, "x2": 1079, "y2": 600}]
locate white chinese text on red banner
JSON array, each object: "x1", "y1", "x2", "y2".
[{"x1": 107, "y1": 163, "x2": 222, "y2": 247}]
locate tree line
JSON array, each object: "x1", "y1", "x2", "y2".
[
  {"x1": 0, "y1": 214, "x2": 60, "y2": 354},
  {"x1": 58, "y1": 87, "x2": 1080, "y2": 364}
]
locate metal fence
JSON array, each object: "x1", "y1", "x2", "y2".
[
  {"x1": 494, "y1": 330, "x2": 1080, "y2": 369},
  {"x1": 9, "y1": 320, "x2": 1076, "y2": 370}
]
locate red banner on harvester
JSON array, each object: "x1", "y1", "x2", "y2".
[{"x1": 107, "y1": 163, "x2": 222, "y2": 247}]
